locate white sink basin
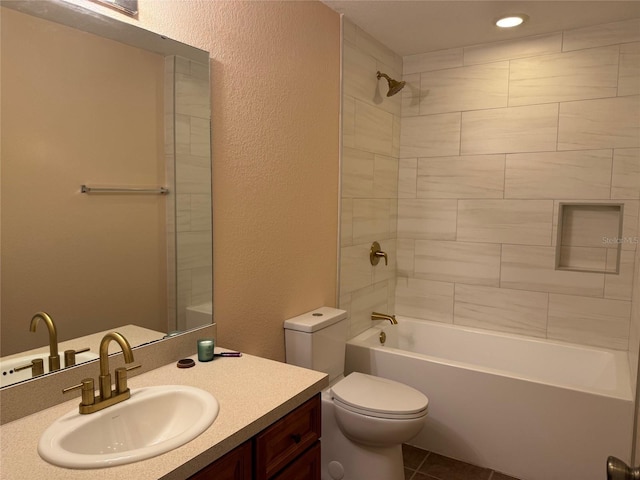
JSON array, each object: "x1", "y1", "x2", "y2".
[
  {"x1": 0, "y1": 351, "x2": 100, "y2": 387},
  {"x1": 38, "y1": 385, "x2": 219, "y2": 469}
]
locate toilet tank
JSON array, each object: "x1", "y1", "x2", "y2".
[{"x1": 284, "y1": 307, "x2": 348, "y2": 383}]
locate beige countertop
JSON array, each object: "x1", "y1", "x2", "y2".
[{"x1": 0, "y1": 350, "x2": 328, "y2": 480}]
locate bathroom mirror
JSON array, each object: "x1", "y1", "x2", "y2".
[{"x1": 0, "y1": 0, "x2": 212, "y2": 381}]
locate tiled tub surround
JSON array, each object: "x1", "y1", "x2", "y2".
[
  {"x1": 340, "y1": 18, "x2": 403, "y2": 338},
  {"x1": 338, "y1": 18, "x2": 640, "y2": 478},
  {"x1": 394, "y1": 18, "x2": 640, "y2": 356},
  {"x1": 346, "y1": 318, "x2": 634, "y2": 480}
]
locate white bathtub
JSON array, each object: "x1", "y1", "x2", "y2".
[{"x1": 345, "y1": 317, "x2": 634, "y2": 480}]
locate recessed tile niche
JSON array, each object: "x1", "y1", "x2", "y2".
[{"x1": 555, "y1": 203, "x2": 624, "y2": 274}]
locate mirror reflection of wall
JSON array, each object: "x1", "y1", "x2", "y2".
[{"x1": 0, "y1": 4, "x2": 212, "y2": 359}]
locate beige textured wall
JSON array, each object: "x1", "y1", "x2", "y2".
[
  {"x1": 75, "y1": 0, "x2": 341, "y2": 361},
  {"x1": 394, "y1": 19, "x2": 639, "y2": 351},
  {"x1": 1, "y1": 8, "x2": 167, "y2": 356}
]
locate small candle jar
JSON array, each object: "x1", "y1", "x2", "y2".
[{"x1": 197, "y1": 338, "x2": 215, "y2": 362}]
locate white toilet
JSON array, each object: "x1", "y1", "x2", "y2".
[{"x1": 284, "y1": 307, "x2": 429, "y2": 480}]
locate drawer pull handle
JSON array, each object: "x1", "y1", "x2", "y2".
[{"x1": 291, "y1": 433, "x2": 302, "y2": 444}]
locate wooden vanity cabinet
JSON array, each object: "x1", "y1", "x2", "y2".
[
  {"x1": 189, "y1": 394, "x2": 321, "y2": 480},
  {"x1": 189, "y1": 440, "x2": 252, "y2": 480}
]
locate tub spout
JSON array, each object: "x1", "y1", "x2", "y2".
[{"x1": 371, "y1": 312, "x2": 398, "y2": 325}]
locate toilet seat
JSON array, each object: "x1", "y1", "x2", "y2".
[{"x1": 330, "y1": 372, "x2": 429, "y2": 420}]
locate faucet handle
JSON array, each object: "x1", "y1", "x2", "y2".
[
  {"x1": 64, "y1": 347, "x2": 90, "y2": 368},
  {"x1": 115, "y1": 364, "x2": 141, "y2": 395},
  {"x1": 14, "y1": 358, "x2": 45, "y2": 377},
  {"x1": 370, "y1": 241, "x2": 389, "y2": 266},
  {"x1": 63, "y1": 378, "x2": 96, "y2": 407}
]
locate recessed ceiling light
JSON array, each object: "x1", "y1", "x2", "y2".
[{"x1": 496, "y1": 15, "x2": 528, "y2": 28}]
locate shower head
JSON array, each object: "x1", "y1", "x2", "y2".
[{"x1": 376, "y1": 71, "x2": 405, "y2": 97}]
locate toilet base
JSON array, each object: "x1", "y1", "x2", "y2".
[{"x1": 321, "y1": 391, "x2": 405, "y2": 480}]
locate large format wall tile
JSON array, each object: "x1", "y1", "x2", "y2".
[
  {"x1": 563, "y1": 18, "x2": 640, "y2": 52},
  {"x1": 343, "y1": 148, "x2": 399, "y2": 200},
  {"x1": 343, "y1": 41, "x2": 378, "y2": 104},
  {"x1": 343, "y1": 96, "x2": 355, "y2": 148},
  {"x1": 504, "y1": 150, "x2": 613, "y2": 199},
  {"x1": 396, "y1": 238, "x2": 415, "y2": 276},
  {"x1": 398, "y1": 158, "x2": 417, "y2": 198},
  {"x1": 403, "y1": 48, "x2": 463, "y2": 74},
  {"x1": 611, "y1": 148, "x2": 640, "y2": 199},
  {"x1": 509, "y1": 45, "x2": 619, "y2": 105},
  {"x1": 396, "y1": 277, "x2": 454, "y2": 323},
  {"x1": 457, "y1": 200, "x2": 554, "y2": 245},
  {"x1": 414, "y1": 240, "x2": 501, "y2": 286},
  {"x1": 454, "y1": 284, "x2": 548, "y2": 337},
  {"x1": 619, "y1": 42, "x2": 640, "y2": 96},
  {"x1": 558, "y1": 95, "x2": 640, "y2": 150},
  {"x1": 463, "y1": 32, "x2": 562, "y2": 65},
  {"x1": 461, "y1": 104, "x2": 558, "y2": 155},
  {"x1": 343, "y1": 17, "x2": 357, "y2": 44},
  {"x1": 401, "y1": 73, "x2": 421, "y2": 117},
  {"x1": 372, "y1": 154, "x2": 399, "y2": 199},
  {"x1": 419, "y1": 62, "x2": 508, "y2": 114},
  {"x1": 341, "y1": 198, "x2": 353, "y2": 247},
  {"x1": 354, "y1": 25, "x2": 403, "y2": 74},
  {"x1": 342, "y1": 147, "x2": 374, "y2": 198},
  {"x1": 354, "y1": 100, "x2": 394, "y2": 156},
  {"x1": 604, "y1": 250, "x2": 636, "y2": 300},
  {"x1": 501, "y1": 245, "x2": 605, "y2": 296},
  {"x1": 400, "y1": 113, "x2": 461, "y2": 158},
  {"x1": 416, "y1": 154, "x2": 505, "y2": 199},
  {"x1": 340, "y1": 244, "x2": 373, "y2": 295},
  {"x1": 352, "y1": 198, "x2": 395, "y2": 244},
  {"x1": 547, "y1": 294, "x2": 631, "y2": 350},
  {"x1": 397, "y1": 199, "x2": 457, "y2": 240},
  {"x1": 349, "y1": 280, "x2": 392, "y2": 337}
]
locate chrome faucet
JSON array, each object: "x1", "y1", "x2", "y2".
[
  {"x1": 29, "y1": 312, "x2": 60, "y2": 372},
  {"x1": 371, "y1": 312, "x2": 398, "y2": 325},
  {"x1": 63, "y1": 331, "x2": 140, "y2": 414}
]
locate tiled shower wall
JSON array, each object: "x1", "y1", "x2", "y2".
[
  {"x1": 165, "y1": 56, "x2": 213, "y2": 331},
  {"x1": 339, "y1": 19, "x2": 402, "y2": 337},
  {"x1": 397, "y1": 19, "x2": 640, "y2": 352}
]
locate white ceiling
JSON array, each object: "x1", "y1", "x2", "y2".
[{"x1": 321, "y1": 1, "x2": 640, "y2": 57}]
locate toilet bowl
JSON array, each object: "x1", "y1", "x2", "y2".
[
  {"x1": 284, "y1": 307, "x2": 429, "y2": 480},
  {"x1": 331, "y1": 372, "x2": 428, "y2": 447}
]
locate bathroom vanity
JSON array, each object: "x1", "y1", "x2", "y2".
[
  {"x1": 0, "y1": 351, "x2": 327, "y2": 479},
  {"x1": 189, "y1": 394, "x2": 321, "y2": 479}
]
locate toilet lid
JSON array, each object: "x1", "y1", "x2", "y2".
[{"x1": 331, "y1": 372, "x2": 428, "y2": 417}]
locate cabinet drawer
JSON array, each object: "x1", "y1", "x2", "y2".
[
  {"x1": 255, "y1": 395, "x2": 321, "y2": 480},
  {"x1": 271, "y1": 442, "x2": 320, "y2": 480}
]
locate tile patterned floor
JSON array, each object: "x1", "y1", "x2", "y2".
[{"x1": 403, "y1": 445, "x2": 521, "y2": 480}]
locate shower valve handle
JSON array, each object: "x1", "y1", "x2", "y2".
[{"x1": 370, "y1": 241, "x2": 388, "y2": 266}]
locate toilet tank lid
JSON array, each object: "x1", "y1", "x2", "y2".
[{"x1": 283, "y1": 307, "x2": 347, "y2": 333}]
